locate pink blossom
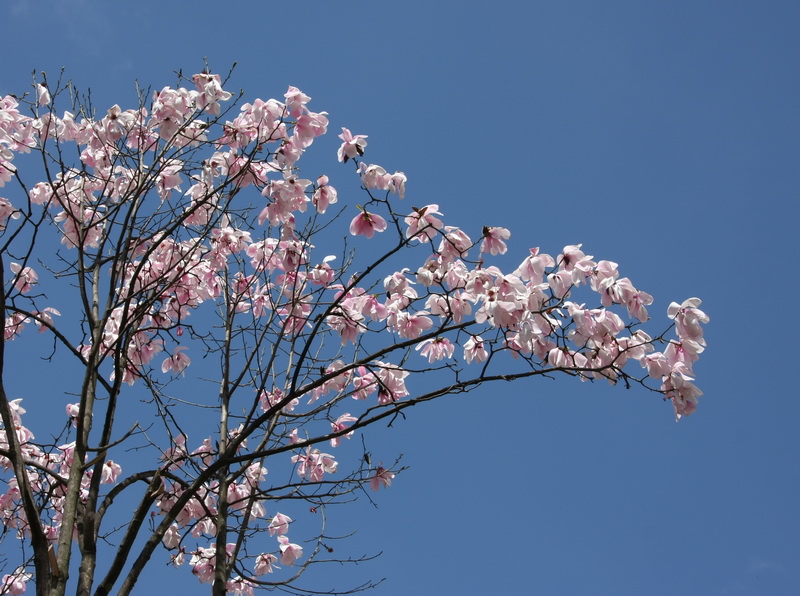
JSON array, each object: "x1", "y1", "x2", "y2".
[
  {"x1": 284, "y1": 86, "x2": 311, "y2": 117},
  {"x1": 351, "y1": 367, "x2": 378, "y2": 401},
  {"x1": 161, "y1": 347, "x2": 191, "y2": 375},
  {"x1": 313, "y1": 175, "x2": 338, "y2": 213},
  {"x1": 277, "y1": 536, "x2": 303, "y2": 566},
  {"x1": 291, "y1": 447, "x2": 338, "y2": 481},
  {"x1": 480, "y1": 226, "x2": 511, "y2": 255},
  {"x1": 358, "y1": 163, "x2": 390, "y2": 189},
  {"x1": 644, "y1": 352, "x2": 673, "y2": 380},
  {"x1": 36, "y1": 84, "x2": 51, "y2": 106},
  {"x1": 162, "y1": 523, "x2": 181, "y2": 549},
  {"x1": 4, "y1": 312, "x2": 28, "y2": 341},
  {"x1": 309, "y1": 255, "x2": 336, "y2": 286},
  {"x1": 415, "y1": 337, "x2": 455, "y2": 363},
  {"x1": 192, "y1": 73, "x2": 232, "y2": 116},
  {"x1": 167, "y1": 547, "x2": 185, "y2": 568},
  {"x1": 9, "y1": 262, "x2": 37, "y2": 294},
  {"x1": 374, "y1": 363, "x2": 410, "y2": 404},
  {"x1": 405, "y1": 204, "x2": 443, "y2": 242},
  {"x1": 349, "y1": 209, "x2": 387, "y2": 239},
  {"x1": 337, "y1": 127, "x2": 368, "y2": 162},
  {"x1": 0, "y1": 197, "x2": 19, "y2": 229},
  {"x1": 331, "y1": 413, "x2": 357, "y2": 447},
  {"x1": 370, "y1": 466, "x2": 395, "y2": 491},
  {"x1": 389, "y1": 171, "x2": 407, "y2": 198},
  {"x1": 155, "y1": 160, "x2": 183, "y2": 201},
  {"x1": 254, "y1": 553, "x2": 278, "y2": 575},
  {"x1": 0, "y1": 568, "x2": 31, "y2": 595},
  {"x1": 65, "y1": 403, "x2": 80, "y2": 427},
  {"x1": 464, "y1": 336, "x2": 488, "y2": 364},
  {"x1": 245, "y1": 463, "x2": 267, "y2": 487},
  {"x1": 668, "y1": 297, "x2": 709, "y2": 344},
  {"x1": 390, "y1": 310, "x2": 433, "y2": 339},
  {"x1": 514, "y1": 247, "x2": 555, "y2": 283},
  {"x1": 100, "y1": 460, "x2": 121, "y2": 484},
  {"x1": 226, "y1": 577, "x2": 254, "y2": 596},
  {"x1": 33, "y1": 307, "x2": 61, "y2": 332},
  {"x1": 268, "y1": 512, "x2": 292, "y2": 536},
  {"x1": 662, "y1": 362, "x2": 703, "y2": 421},
  {"x1": 437, "y1": 226, "x2": 472, "y2": 261},
  {"x1": 293, "y1": 111, "x2": 328, "y2": 147},
  {"x1": 559, "y1": 244, "x2": 595, "y2": 282},
  {"x1": 190, "y1": 546, "x2": 217, "y2": 584}
]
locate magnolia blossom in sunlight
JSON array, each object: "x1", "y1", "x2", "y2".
[
  {"x1": 337, "y1": 127, "x2": 368, "y2": 162},
  {"x1": 349, "y1": 209, "x2": 387, "y2": 238},
  {"x1": 370, "y1": 466, "x2": 395, "y2": 491},
  {"x1": 464, "y1": 335, "x2": 489, "y2": 364},
  {"x1": 0, "y1": 568, "x2": 31, "y2": 596},
  {"x1": 161, "y1": 347, "x2": 191, "y2": 375},
  {"x1": 268, "y1": 512, "x2": 292, "y2": 537},
  {"x1": 415, "y1": 337, "x2": 455, "y2": 362},
  {"x1": 480, "y1": 226, "x2": 511, "y2": 255},
  {"x1": 254, "y1": 553, "x2": 278, "y2": 575},
  {"x1": 9, "y1": 262, "x2": 37, "y2": 294},
  {"x1": 277, "y1": 536, "x2": 303, "y2": 566}
]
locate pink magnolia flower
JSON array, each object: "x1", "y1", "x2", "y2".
[
  {"x1": 0, "y1": 568, "x2": 32, "y2": 595},
  {"x1": 480, "y1": 226, "x2": 511, "y2": 255},
  {"x1": 291, "y1": 447, "x2": 338, "y2": 481},
  {"x1": 277, "y1": 536, "x2": 303, "y2": 565},
  {"x1": 514, "y1": 247, "x2": 555, "y2": 283},
  {"x1": 390, "y1": 310, "x2": 433, "y2": 339},
  {"x1": 190, "y1": 546, "x2": 217, "y2": 583},
  {"x1": 161, "y1": 347, "x2": 191, "y2": 375},
  {"x1": 4, "y1": 312, "x2": 28, "y2": 340},
  {"x1": 192, "y1": 73, "x2": 233, "y2": 116},
  {"x1": 226, "y1": 577, "x2": 254, "y2": 596},
  {"x1": 268, "y1": 512, "x2": 292, "y2": 536},
  {"x1": 33, "y1": 307, "x2": 61, "y2": 332},
  {"x1": 370, "y1": 466, "x2": 395, "y2": 491},
  {"x1": 463, "y1": 336, "x2": 488, "y2": 364},
  {"x1": 437, "y1": 227, "x2": 472, "y2": 261},
  {"x1": 663, "y1": 362, "x2": 703, "y2": 421},
  {"x1": 668, "y1": 297, "x2": 709, "y2": 344},
  {"x1": 36, "y1": 84, "x2": 51, "y2": 106},
  {"x1": 374, "y1": 363, "x2": 410, "y2": 404},
  {"x1": 155, "y1": 160, "x2": 184, "y2": 201},
  {"x1": 349, "y1": 209, "x2": 387, "y2": 239},
  {"x1": 331, "y1": 413, "x2": 357, "y2": 447},
  {"x1": 284, "y1": 86, "x2": 311, "y2": 117},
  {"x1": 254, "y1": 553, "x2": 279, "y2": 575},
  {"x1": 0, "y1": 197, "x2": 20, "y2": 230},
  {"x1": 337, "y1": 127, "x2": 368, "y2": 162},
  {"x1": 9, "y1": 262, "x2": 37, "y2": 293},
  {"x1": 415, "y1": 337, "x2": 455, "y2": 363},
  {"x1": 162, "y1": 523, "x2": 181, "y2": 549},
  {"x1": 405, "y1": 204, "x2": 443, "y2": 242},
  {"x1": 313, "y1": 175, "x2": 338, "y2": 213},
  {"x1": 309, "y1": 255, "x2": 337, "y2": 286},
  {"x1": 66, "y1": 403, "x2": 80, "y2": 427},
  {"x1": 358, "y1": 163, "x2": 390, "y2": 189},
  {"x1": 293, "y1": 111, "x2": 328, "y2": 147},
  {"x1": 559, "y1": 244, "x2": 595, "y2": 281},
  {"x1": 389, "y1": 171, "x2": 407, "y2": 198},
  {"x1": 100, "y1": 460, "x2": 122, "y2": 484},
  {"x1": 170, "y1": 548, "x2": 186, "y2": 567}
]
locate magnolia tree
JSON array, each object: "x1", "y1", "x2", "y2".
[{"x1": 0, "y1": 70, "x2": 708, "y2": 596}]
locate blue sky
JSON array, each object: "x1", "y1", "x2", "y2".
[{"x1": 1, "y1": 1, "x2": 798, "y2": 595}]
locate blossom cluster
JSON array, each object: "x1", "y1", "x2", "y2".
[{"x1": 0, "y1": 71, "x2": 707, "y2": 594}]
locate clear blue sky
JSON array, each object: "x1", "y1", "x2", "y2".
[{"x1": 1, "y1": 1, "x2": 798, "y2": 594}]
